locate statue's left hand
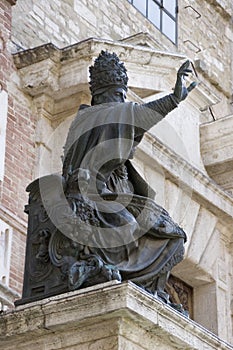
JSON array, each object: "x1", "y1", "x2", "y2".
[{"x1": 173, "y1": 60, "x2": 197, "y2": 102}]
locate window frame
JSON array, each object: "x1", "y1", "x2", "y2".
[{"x1": 127, "y1": 0, "x2": 178, "y2": 45}]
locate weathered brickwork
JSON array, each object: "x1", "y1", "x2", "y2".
[
  {"x1": 0, "y1": 0, "x2": 36, "y2": 297},
  {"x1": 3, "y1": 93, "x2": 36, "y2": 295},
  {"x1": 0, "y1": 1, "x2": 13, "y2": 91},
  {"x1": 8, "y1": 229, "x2": 26, "y2": 293},
  {"x1": 2, "y1": 98, "x2": 36, "y2": 219}
]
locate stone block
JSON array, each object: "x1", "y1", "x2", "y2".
[
  {"x1": 200, "y1": 114, "x2": 233, "y2": 193},
  {"x1": 1, "y1": 281, "x2": 233, "y2": 349}
]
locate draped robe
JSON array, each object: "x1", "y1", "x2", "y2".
[{"x1": 62, "y1": 97, "x2": 186, "y2": 292}]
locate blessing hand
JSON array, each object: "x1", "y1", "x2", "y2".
[{"x1": 173, "y1": 60, "x2": 197, "y2": 102}]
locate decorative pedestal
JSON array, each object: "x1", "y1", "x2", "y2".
[
  {"x1": 1, "y1": 281, "x2": 233, "y2": 350},
  {"x1": 17, "y1": 174, "x2": 186, "y2": 306}
]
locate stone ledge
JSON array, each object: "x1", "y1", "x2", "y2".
[
  {"x1": 0, "y1": 281, "x2": 233, "y2": 349},
  {"x1": 0, "y1": 283, "x2": 20, "y2": 309},
  {"x1": 0, "y1": 205, "x2": 27, "y2": 236}
]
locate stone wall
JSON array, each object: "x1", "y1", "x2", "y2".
[
  {"x1": 11, "y1": 0, "x2": 174, "y2": 50},
  {"x1": 11, "y1": 0, "x2": 233, "y2": 119},
  {"x1": 179, "y1": 0, "x2": 233, "y2": 119}
]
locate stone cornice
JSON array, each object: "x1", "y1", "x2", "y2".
[
  {"x1": 13, "y1": 43, "x2": 60, "y2": 69},
  {"x1": 205, "y1": 0, "x2": 232, "y2": 19},
  {"x1": 13, "y1": 38, "x2": 186, "y2": 69},
  {"x1": 13, "y1": 37, "x2": 220, "y2": 120}
]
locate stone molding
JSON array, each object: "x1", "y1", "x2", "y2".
[
  {"x1": 0, "y1": 206, "x2": 27, "y2": 236},
  {"x1": 141, "y1": 132, "x2": 233, "y2": 228},
  {"x1": 200, "y1": 114, "x2": 233, "y2": 193},
  {"x1": 0, "y1": 281, "x2": 232, "y2": 350},
  {"x1": 13, "y1": 38, "x2": 220, "y2": 120},
  {"x1": 0, "y1": 282, "x2": 20, "y2": 309},
  {"x1": 205, "y1": 0, "x2": 232, "y2": 19}
]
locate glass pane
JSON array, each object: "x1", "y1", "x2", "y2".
[
  {"x1": 163, "y1": 0, "x2": 176, "y2": 17},
  {"x1": 162, "y1": 12, "x2": 176, "y2": 43},
  {"x1": 148, "y1": 0, "x2": 160, "y2": 28},
  {"x1": 132, "y1": 0, "x2": 146, "y2": 16}
]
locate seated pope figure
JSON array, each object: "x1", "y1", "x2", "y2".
[{"x1": 61, "y1": 51, "x2": 196, "y2": 304}]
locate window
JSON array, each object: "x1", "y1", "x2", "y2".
[{"x1": 127, "y1": 0, "x2": 178, "y2": 44}]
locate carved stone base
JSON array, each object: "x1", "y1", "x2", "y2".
[
  {"x1": 17, "y1": 175, "x2": 186, "y2": 307},
  {"x1": 4, "y1": 282, "x2": 233, "y2": 350}
]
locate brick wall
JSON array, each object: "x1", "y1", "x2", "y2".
[
  {"x1": 8, "y1": 228, "x2": 26, "y2": 292},
  {"x1": 0, "y1": 0, "x2": 13, "y2": 91},
  {"x1": 0, "y1": 0, "x2": 36, "y2": 295},
  {"x1": 2, "y1": 98, "x2": 36, "y2": 220}
]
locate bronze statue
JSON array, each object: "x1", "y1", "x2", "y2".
[
  {"x1": 18, "y1": 51, "x2": 196, "y2": 312},
  {"x1": 61, "y1": 51, "x2": 196, "y2": 302}
]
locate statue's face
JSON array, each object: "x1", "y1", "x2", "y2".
[{"x1": 93, "y1": 87, "x2": 126, "y2": 105}]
